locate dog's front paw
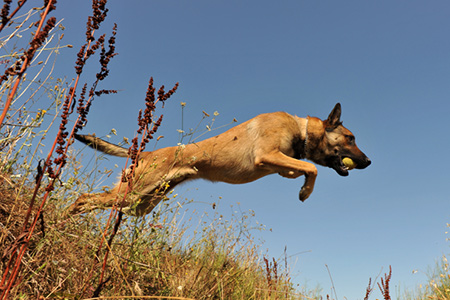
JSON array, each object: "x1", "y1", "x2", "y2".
[{"x1": 299, "y1": 185, "x2": 313, "y2": 202}]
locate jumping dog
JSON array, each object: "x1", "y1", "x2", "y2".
[{"x1": 68, "y1": 103, "x2": 371, "y2": 216}]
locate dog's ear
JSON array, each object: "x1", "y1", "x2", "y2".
[{"x1": 326, "y1": 103, "x2": 342, "y2": 128}]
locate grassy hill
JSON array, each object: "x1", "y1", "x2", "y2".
[{"x1": 0, "y1": 0, "x2": 448, "y2": 299}]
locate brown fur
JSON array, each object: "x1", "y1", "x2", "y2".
[{"x1": 68, "y1": 103, "x2": 370, "y2": 216}]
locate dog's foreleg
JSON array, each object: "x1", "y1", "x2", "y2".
[
  {"x1": 298, "y1": 172, "x2": 317, "y2": 202},
  {"x1": 256, "y1": 151, "x2": 317, "y2": 202},
  {"x1": 278, "y1": 170, "x2": 303, "y2": 179}
]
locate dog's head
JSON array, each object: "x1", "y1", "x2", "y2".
[{"x1": 308, "y1": 103, "x2": 371, "y2": 176}]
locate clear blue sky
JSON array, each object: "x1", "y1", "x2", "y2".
[{"x1": 48, "y1": 1, "x2": 450, "y2": 298}]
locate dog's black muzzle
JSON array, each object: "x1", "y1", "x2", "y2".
[{"x1": 356, "y1": 156, "x2": 371, "y2": 169}]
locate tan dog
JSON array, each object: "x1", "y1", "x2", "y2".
[{"x1": 68, "y1": 103, "x2": 370, "y2": 216}]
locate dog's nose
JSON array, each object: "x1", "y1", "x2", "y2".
[{"x1": 356, "y1": 157, "x2": 371, "y2": 169}]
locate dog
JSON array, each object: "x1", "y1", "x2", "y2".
[{"x1": 67, "y1": 103, "x2": 371, "y2": 216}]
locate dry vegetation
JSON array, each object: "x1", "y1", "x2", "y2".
[
  {"x1": 0, "y1": 172, "x2": 310, "y2": 299},
  {"x1": 0, "y1": 0, "x2": 448, "y2": 299}
]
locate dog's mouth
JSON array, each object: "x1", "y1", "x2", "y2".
[
  {"x1": 328, "y1": 155, "x2": 371, "y2": 176},
  {"x1": 338, "y1": 158, "x2": 351, "y2": 176},
  {"x1": 329, "y1": 157, "x2": 352, "y2": 177}
]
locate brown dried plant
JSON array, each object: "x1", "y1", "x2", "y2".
[
  {"x1": 0, "y1": 0, "x2": 27, "y2": 32},
  {"x1": 0, "y1": 0, "x2": 119, "y2": 298},
  {"x1": 0, "y1": 0, "x2": 57, "y2": 126},
  {"x1": 378, "y1": 265, "x2": 392, "y2": 300},
  {"x1": 92, "y1": 77, "x2": 178, "y2": 297},
  {"x1": 363, "y1": 278, "x2": 373, "y2": 300}
]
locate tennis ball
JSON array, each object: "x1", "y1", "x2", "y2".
[{"x1": 342, "y1": 157, "x2": 356, "y2": 170}]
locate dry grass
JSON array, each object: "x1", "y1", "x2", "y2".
[
  {"x1": 0, "y1": 170, "x2": 319, "y2": 299},
  {"x1": 404, "y1": 254, "x2": 450, "y2": 300}
]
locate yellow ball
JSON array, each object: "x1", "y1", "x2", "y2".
[{"x1": 342, "y1": 157, "x2": 356, "y2": 170}]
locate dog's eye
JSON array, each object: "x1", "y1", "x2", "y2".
[{"x1": 346, "y1": 135, "x2": 355, "y2": 144}]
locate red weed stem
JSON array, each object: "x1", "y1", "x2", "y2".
[
  {"x1": 0, "y1": 0, "x2": 57, "y2": 127},
  {"x1": 0, "y1": 0, "x2": 27, "y2": 32},
  {"x1": 377, "y1": 266, "x2": 392, "y2": 300},
  {"x1": 0, "y1": 2, "x2": 58, "y2": 298},
  {"x1": 95, "y1": 78, "x2": 177, "y2": 295},
  {"x1": 1, "y1": 1, "x2": 116, "y2": 297},
  {"x1": 364, "y1": 278, "x2": 373, "y2": 300}
]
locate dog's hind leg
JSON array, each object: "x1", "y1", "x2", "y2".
[
  {"x1": 67, "y1": 165, "x2": 198, "y2": 216},
  {"x1": 130, "y1": 166, "x2": 199, "y2": 216},
  {"x1": 67, "y1": 186, "x2": 130, "y2": 215}
]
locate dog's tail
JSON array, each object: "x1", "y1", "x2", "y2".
[{"x1": 74, "y1": 134, "x2": 129, "y2": 157}]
